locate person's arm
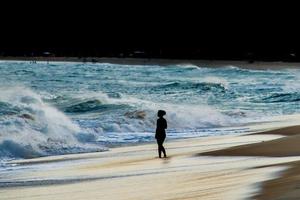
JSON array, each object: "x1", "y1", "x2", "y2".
[{"x1": 164, "y1": 119, "x2": 167, "y2": 129}]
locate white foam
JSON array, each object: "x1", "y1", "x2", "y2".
[{"x1": 0, "y1": 87, "x2": 104, "y2": 158}]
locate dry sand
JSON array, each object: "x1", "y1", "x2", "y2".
[{"x1": 1, "y1": 126, "x2": 300, "y2": 200}]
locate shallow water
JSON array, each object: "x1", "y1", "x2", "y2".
[
  {"x1": 1, "y1": 61, "x2": 300, "y2": 159},
  {"x1": 0, "y1": 135, "x2": 298, "y2": 200}
]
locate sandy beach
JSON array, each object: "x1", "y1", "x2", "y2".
[
  {"x1": 1, "y1": 124, "x2": 300, "y2": 200},
  {"x1": 1, "y1": 59, "x2": 300, "y2": 199},
  {"x1": 201, "y1": 126, "x2": 300, "y2": 200}
]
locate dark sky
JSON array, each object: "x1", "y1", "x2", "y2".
[{"x1": 1, "y1": 3, "x2": 299, "y2": 60}]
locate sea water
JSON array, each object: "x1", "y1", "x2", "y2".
[{"x1": 1, "y1": 61, "x2": 300, "y2": 161}]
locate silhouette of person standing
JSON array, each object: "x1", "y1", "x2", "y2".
[{"x1": 155, "y1": 110, "x2": 167, "y2": 158}]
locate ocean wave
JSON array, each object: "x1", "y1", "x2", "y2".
[
  {"x1": 0, "y1": 87, "x2": 105, "y2": 159},
  {"x1": 64, "y1": 100, "x2": 128, "y2": 113},
  {"x1": 262, "y1": 92, "x2": 300, "y2": 103},
  {"x1": 156, "y1": 82, "x2": 227, "y2": 92},
  {"x1": 59, "y1": 91, "x2": 240, "y2": 138}
]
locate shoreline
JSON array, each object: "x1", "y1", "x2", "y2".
[
  {"x1": 7, "y1": 113, "x2": 300, "y2": 165},
  {"x1": 1, "y1": 56, "x2": 300, "y2": 69},
  {"x1": 2, "y1": 125, "x2": 300, "y2": 199}
]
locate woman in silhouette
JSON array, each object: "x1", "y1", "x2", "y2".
[{"x1": 155, "y1": 110, "x2": 167, "y2": 158}]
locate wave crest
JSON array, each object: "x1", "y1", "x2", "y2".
[
  {"x1": 0, "y1": 87, "x2": 105, "y2": 159},
  {"x1": 263, "y1": 93, "x2": 300, "y2": 103}
]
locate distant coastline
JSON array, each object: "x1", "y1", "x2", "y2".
[{"x1": 1, "y1": 56, "x2": 300, "y2": 70}]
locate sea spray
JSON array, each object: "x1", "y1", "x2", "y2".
[{"x1": 0, "y1": 87, "x2": 105, "y2": 159}]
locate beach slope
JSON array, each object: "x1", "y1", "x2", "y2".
[
  {"x1": 1, "y1": 128, "x2": 300, "y2": 200},
  {"x1": 202, "y1": 126, "x2": 300, "y2": 200}
]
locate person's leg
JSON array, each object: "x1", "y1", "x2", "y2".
[
  {"x1": 161, "y1": 137, "x2": 167, "y2": 157},
  {"x1": 156, "y1": 139, "x2": 162, "y2": 158}
]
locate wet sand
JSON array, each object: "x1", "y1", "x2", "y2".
[
  {"x1": 1, "y1": 126, "x2": 300, "y2": 200},
  {"x1": 202, "y1": 126, "x2": 300, "y2": 199}
]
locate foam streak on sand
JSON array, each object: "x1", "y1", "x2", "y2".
[{"x1": 1, "y1": 128, "x2": 300, "y2": 200}]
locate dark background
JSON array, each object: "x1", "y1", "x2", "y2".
[{"x1": 1, "y1": 2, "x2": 299, "y2": 61}]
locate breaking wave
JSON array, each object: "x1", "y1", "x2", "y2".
[{"x1": 0, "y1": 87, "x2": 105, "y2": 159}]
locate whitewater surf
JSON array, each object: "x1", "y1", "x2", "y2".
[{"x1": 1, "y1": 61, "x2": 300, "y2": 163}]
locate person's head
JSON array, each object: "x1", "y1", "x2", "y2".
[{"x1": 157, "y1": 110, "x2": 166, "y2": 118}]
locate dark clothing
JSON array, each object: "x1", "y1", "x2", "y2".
[
  {"x1": 155, "y1": 117, "x2": 167, "y2": 158},
  {"x1": 155, "y1": 118, "x2": 167, "y2": 139},
  {"x1": 156, "y1": 137, "x2": 166, "y2": 158}
]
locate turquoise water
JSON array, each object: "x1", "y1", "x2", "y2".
[{"x1": 1, "y1": 61, "x2": 300, "y2": 159}]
